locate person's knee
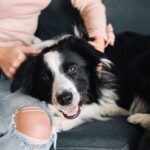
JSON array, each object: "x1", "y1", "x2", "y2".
[{"x1": 14, "y1": 107, "x2": 51, "y2": 140}]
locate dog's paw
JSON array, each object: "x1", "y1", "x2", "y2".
[
  {"x1": 103, "y1": 104, "x2": 130, "y2": 117},
  {"x1": 59, "y1": 121, "x2": 74, "y2": 131},
  {"x1": 54, "y1": 117, "x2": 74, "y2": 132},
  {"x1": 127, "y1": 113, "x2": 150, "y2": 129},
  {"x1": 117, "y1": 107, "x2": 130, "y2": 116}
]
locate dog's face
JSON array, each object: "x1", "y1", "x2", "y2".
[{"x1": 11, "y1": 36, "x2": 105, "y2": 119}]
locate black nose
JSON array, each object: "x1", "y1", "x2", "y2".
[{"x1": 57, "y1": 91, "x2": 73, "y2": 106}]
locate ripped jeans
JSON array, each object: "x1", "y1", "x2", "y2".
[{"x1": 0, "y1": 72, "x2": 57, "y2": 150}]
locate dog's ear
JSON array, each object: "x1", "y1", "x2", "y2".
[
  {"x1": 70, "y1": 37, "x2": 104, "y2": 63},
  {"x1": 10, "y1": 57, "x2": 37, "y2": 93}
]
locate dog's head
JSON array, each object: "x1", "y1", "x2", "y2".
[{"x1": 11, "y1": 33, "x2": 114, "y2": 119}]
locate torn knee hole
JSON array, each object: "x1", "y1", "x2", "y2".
[{"x1": 14, "y1": 106, "x2": 52, "y2": 140}]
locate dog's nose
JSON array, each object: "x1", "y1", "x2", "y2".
[{"x1": 57, "y1": 91, "x2": 73, "y2": 106}]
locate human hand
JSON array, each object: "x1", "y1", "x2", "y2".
[
  {"x1": 0, "y1": 46, "x2": 41, "y2": 78},
  {"x1": 89, "y1": 36, "x2": 105, "y2": 53},
  {"x1": 89, "y1": 24, "x2": 115, "y2": 53}
]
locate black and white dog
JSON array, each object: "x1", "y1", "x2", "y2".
[
  {"x1": 10, "y1": 29, "x2": 150, "y2": 132},
  {"x1": 10, "y1": 31, "x2": 128, "y2": 132}
]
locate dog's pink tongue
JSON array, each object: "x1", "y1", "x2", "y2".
[{"x1": 63, "y1": 105, "x2": 78, "y2": 116}]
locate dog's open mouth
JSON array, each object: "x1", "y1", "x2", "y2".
[{"x1": 60, "y1": 105, "x2": 80, "y2": 119}]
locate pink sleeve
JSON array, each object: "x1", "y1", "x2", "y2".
[{"x1": 71, "y1": 0, "x2": 115, "y2": 46}]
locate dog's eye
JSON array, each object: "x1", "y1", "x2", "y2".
[
  {"x1": 40, "y1": 72, "x2": 49, "y2": 81},
  {"x1": 66, "y1": 64, "x2": 77, "y2": 75}
]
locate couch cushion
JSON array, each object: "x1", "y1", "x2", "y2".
[{"x1": 51, "y1": 117, "x2": 143, "y2": 150}]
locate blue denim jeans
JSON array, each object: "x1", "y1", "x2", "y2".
[{"x1": 0, "y1": 71, "x2": 57, "y2": 150}]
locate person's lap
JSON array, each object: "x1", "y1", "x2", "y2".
[{"x1": 0, "y1": 73, "x2": 56, "y2": 150}]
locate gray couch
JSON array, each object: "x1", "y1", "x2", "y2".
[
  {"x1": 36, "y1": 0, "x2": 150, "y2": 149},
  {"x1": 104, "y1": 0, "x2": 150, "y2": 35}
]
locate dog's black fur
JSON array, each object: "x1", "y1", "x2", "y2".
[
  {"x1": 105, "y1": 32, "x2": 150, "y2": 149},
  {"x1": 104, "y1": 32, "x2": 150, "y2": 113},
  {"x1": 11, "y1": 32, "x2": 128, "y2": 131},
  {"x1": 11, "y1": 31, "x2": 150, "y2": 147},
  {"x1": 11, "y1": 36, "x2": 109, "y2": 104}
]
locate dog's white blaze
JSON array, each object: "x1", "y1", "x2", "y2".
[
  {"x1": 44, "y1": 51, "x2": 62, "y2": 74},
  {"x1": 44, "y1": 51, "x2": 80, "y2": 110}
]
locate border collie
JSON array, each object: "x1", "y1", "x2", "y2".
[{"x1": 10, "y1": 31, "x2": 128, "y2": 132}]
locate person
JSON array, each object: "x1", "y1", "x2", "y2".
[{"x1": 0, "y1": 0, "x2": 115, "y2": 149}]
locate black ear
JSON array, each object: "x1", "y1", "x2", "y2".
[
  {"x1": 69, "y1": 37, "x2": 105, "y2": 66},
  {"x1": 10, "y1": 57, "x2": 37, "y2": 93}
]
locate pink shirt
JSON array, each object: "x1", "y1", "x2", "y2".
[{"x1": 0, "y1": 0, "x2": 114, "y2": 47}]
